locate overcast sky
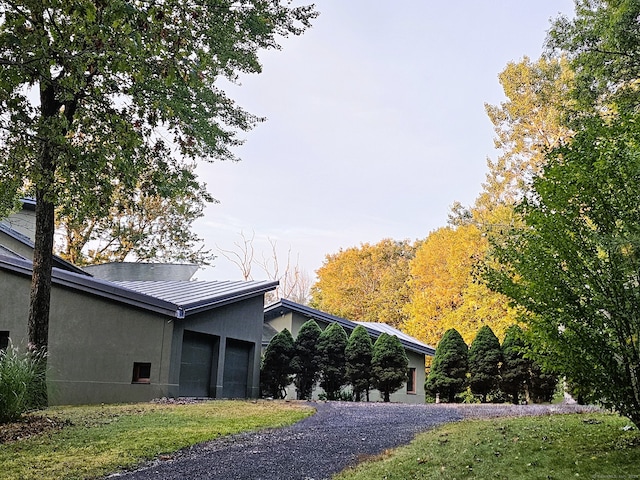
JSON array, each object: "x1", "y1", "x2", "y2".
[{"x1": 194, "y1": 0, "x2": 576, "y2": 282}]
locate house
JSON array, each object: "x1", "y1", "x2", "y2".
[
  {"x1": 0, "y1": 203, "x2": 277, "y2": 405},
  {"x1": 263, "y1": 299, "x2": 435, "y2": 404}
]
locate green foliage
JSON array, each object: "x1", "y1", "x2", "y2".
[
  {"x1": 548, "y1": 0, "x2": 640, "y2": 110},
  {"x1": 500, "y1": 325, "x2": 530, "y2": 404},
  {"x1": 486, "y1": 113, "x2": 640, "y2": 426},
  {"x1": 317, "y1": 323, "x2": 348, "y2": 400},
  {"x1": 290, "y1": 320, "x2": 322, "y2": 400},
  {"x1": 0, "y1": 343, "x2": 47, "y2": 423},
  {"x1": 468, "y1": 325, "x2": 502, "y2": 403},
  {"x1": 345, "y1": 325, "x2": 373, "y2": 402},
  {"x1": 425, "y1": 328, "x2": 468, "y2": 403},
  {"x1": 528, "y1": 362, "x2": 558, "y2": 404},
  {"x1": 334, "y1": 413, "x2": 640, "y2": 480},
  {"x1": 260, "y1": 329, "x2": 294, "y2": 399},
  {"x1": 0, "y1": 0, "x2": 317, "y2": 350},
  {"x1": 0, "y1": 401, "x2": 312, "y2": 480},
  {"x1": 371, "y1": 333, "x2": 409, "y2": 402}
]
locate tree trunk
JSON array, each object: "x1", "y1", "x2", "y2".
[
  {"x1": 384, "y1": 391, "x2": 390, "y2": 402},
  {"x1": 28, "y1": 192, "x2": 55, "y2": 352}
]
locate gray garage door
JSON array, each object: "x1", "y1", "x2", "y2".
[
  {"x1": 222, "y1": 339, "x2": 252, "y2": 398},
  {"x1": 179, "y1": 331, "x2": 218, "y2": 397}
]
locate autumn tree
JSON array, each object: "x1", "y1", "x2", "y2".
[
  {"x1": 371, "y1": 333, "x2": 409, "y2": 402},
  {"x1": 0, "y1": 0, "x2": 316, "y2": 359},
  {"x1": 404, "y1": 225, "x2": 517, "y2": 346},
  {"x1": 290, "y1": 319, "x2": 322, "y2": 400},
  {"x1": 425, "y1": 328, "x2": 468, "y2": 403},
  {"x1": 345, "y1": 325, "x2": 373, "y2": 402},
  {"x1": 310, "y1": 239, "x2": 415, "y2": 328},
  {"x1": 317, "y1": 322, "x2": 348, "y2": 400},
  {"x1": 468, "y1": 325, "x2": 502, "y2": 403},
  {"x1": 260, "y1": 329, "x2": 294, "y2": 399}
]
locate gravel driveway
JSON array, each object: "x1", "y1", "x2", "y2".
[{"x1": 108, "y1": 401, "x2": 596, "y2": 480}]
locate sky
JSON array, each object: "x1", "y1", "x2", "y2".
[{"x1": 194, "y1": 0, "x2": 576, "y2": 282}]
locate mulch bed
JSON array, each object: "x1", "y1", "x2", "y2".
[{"x1": 0, "y1": 415, "x2": 70, "y2": 444}]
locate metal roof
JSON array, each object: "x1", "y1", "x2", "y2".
[
  {"x1": 264, "y1": 299, "x2": 435, "y2": 356},
  {"x1": 0, "y1": 254, "x2": 277, "y2": 319},
  {"x1": 116, "y1": 280, "x2": 279, "y2": 317}
]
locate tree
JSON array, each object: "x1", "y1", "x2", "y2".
[
  {"x1": 345, "y1": 325, "x2": 373, "y2": 402},
  {"x1": 468, "y1": 325, "x2": 502, "y2": 403},
  {"x1": 500, "y1": 325, "x2": 529, "y2": 405},
  {"x1": 371, "y1": 333, "x2": 409, "y2": 402},
  {"x1": 486, "y1": 113, "x2": 640, "y2": 427},
  {"x1": 311, "y1": 239, "x2": 415, "y2": 328},
  {"x1": 56, "y1": 162, "x2": 214, "y2": 265},
  {"x1": 548, "y1": 0, "x2": 640, "y2": 110},
  {"x1": 260, "y1": 329, "x2": 294, "y2": 399},
  {"x1": 528, "y1": 362, "x2": 558, "y2": 404},
  {"x1": 0, "y1": 1, "x2": 316, "y2": 361},
  {"x1": 290, "y1": 319, "x2": 322, "y2": 400},
  {"x1": 425, "y1": 328, "x2": 468, "y2": 403},
  {"x1": 404, "y1": 225, "x2": 517, "y2": 346},
  {"x1": 317, "y1": 322, "x2": 348, "y2": 400}
]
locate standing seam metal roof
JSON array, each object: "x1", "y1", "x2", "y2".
[{"x1": 0, "y1": 254, "x2": 278, "y2": 318}]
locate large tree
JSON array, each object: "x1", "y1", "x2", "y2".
[
  {"x1": 345, "y1": 325, "x2": 373, "y2": 402},
  {"x1": 310, "y1": 239, "x2": 415, "y2": 328},
  {"x1": 486, "y1": 113, "x2": 640, "y2": 426},
  {"x1": 404, "y1": 225, "x2": 517, "y2": 346},
  {"x1": 0, "y1": 1, "x2": 316, "y2": 355},
  {"x1": 371, "y1": 333, "x2": 409, "y2": 402}
]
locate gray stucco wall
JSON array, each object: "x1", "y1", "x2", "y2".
[
  {"x1": 0, "y1": 268, "x2": 266, "y2": 405},
  {"x1": 0, "y1": 269, "x2": 174, "y2": 405}
]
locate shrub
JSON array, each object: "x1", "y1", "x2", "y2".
[
  {"x1": 260, "y1": 329, "x2": 295, "y2": 399},
  {"x1": 345, "y1": 325, "x2": 373, "y2": 401},
  {"x1": 0, "y1": 342, "x2": 47, "y2": 423},
  {"x1": 468, "y1": 325, "x2": 502, "y2": 403},
  {"x1": 317, "y1": 323, "x2": 348, "y2": 400},
  {"x1": 291, "y1": 320, "x2": 323, "y2": 400},
  {"x1": 425, "y1": 328, "x2": 468, "y2": 403},
  {"x1": 371, "y1": 333, "x2": 409, "y2": 402}
]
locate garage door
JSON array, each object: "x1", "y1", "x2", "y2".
[
  {"x1": 179, "y1": 331, "x2": 217, "y2": 397},
  {"x1": 222, "y1": 339, "x2": 251, "y2": 398}
]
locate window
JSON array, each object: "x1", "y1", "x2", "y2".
[
  {"x1": 132, "y1": 362, "x2": 151, "y2": 384},
  {"x1": 0, "y1": 331, "x2": 9, "y2": 351},
  {"x1": 407, "y1": 367, "x2": 416, "y2": 394}
]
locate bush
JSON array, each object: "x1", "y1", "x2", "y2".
[
  {"x1": 425, "y1": 328, "x2": 468, "y2": 403},
  {"x1": 0, "y1": 342, "x2": 47, "y2": 423}
]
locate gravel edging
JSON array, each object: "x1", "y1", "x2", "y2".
[{"x1": 107, "y1": 402, "x2": 599, "y2": 480}]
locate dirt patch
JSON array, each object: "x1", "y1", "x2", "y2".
[{"x1": 0, "y1": 415, "x2": 71, "y2": 444}]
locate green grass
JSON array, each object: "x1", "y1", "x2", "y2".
[
  {"x1": 335, "y1": 413, "x2": 640, "y2": 480},
  {"x1": 0, "y1": 400, "x2": 313, "y2": 480}
]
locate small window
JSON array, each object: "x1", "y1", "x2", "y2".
[
  {"x1": 407, "y1": 367, "x2": 416, "y2": 394},
  {"x1": 0, "y1": 331, "x2": 9, "y2": 352},
  {"x1": 132, "y1": 362, "x2": 151, "y2": 384}
]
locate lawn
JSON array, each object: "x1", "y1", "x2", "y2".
[
  {"x1": 335, "y1": 412, "x2": 640, "y2": 480},
  {"x1": 0, "y1": 399, "x2": 313, "y2": 480}
]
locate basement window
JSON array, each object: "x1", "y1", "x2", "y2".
[
  {"x1": 132, "y1": 362, "x2": 151, "y2": 384},
  {"x1": 0, "y1": 331, "x2": 9, "y2": 351},
  {"x1": 407, "y1": 367, "x2": 416, "y2": 394}
]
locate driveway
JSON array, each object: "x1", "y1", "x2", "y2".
[{"x1": 108, "y1": 401, "x2": 595, "y2": 480}]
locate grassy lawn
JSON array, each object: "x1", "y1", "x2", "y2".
[
  {"x1": 0, "y1": 400, "x2": 313, "y2": 480},
  {"x1": 335, "y1": 413, "x2": 640, "y2": 480}
]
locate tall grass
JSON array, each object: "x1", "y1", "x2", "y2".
[{"x1": 0, "y1": 341, "x2": 47, "y2": 423}]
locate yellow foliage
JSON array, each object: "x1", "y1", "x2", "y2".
[{"x1": 403, "y1": 225, "x2": 518, "y2": 346}]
